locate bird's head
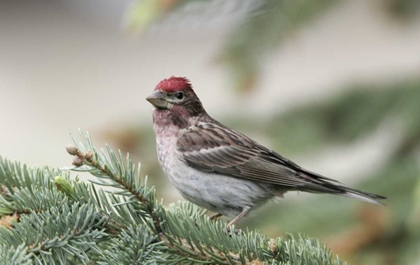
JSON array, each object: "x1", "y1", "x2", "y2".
[{"x1": 146, "y1": 77, "x2": 206, "y2": 127}]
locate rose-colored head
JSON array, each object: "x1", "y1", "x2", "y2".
[
  {"x1": 154, "y1": 77, "x2": 191, "y2": 92},
  {"x1": 146, "y1": 76, "x2": 206, "y2": 128}
]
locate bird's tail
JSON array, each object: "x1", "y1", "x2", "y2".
[
  {"x1": 299, "y1": 170, "x2": 386, "y2": 205},
  {"x1": 339, "y1": 186, "x2": 386, "y2": 205}
]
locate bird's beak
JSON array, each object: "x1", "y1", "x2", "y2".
[{"x1": 146, "y1": 90, "x2": 169, "y2": 109}]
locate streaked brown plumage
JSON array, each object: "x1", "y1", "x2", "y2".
[{"x1": 147, "y1": 76, "x2": 386, "y2": 227}]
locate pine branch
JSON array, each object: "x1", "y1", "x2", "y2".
[
  {"x1": 0, "y1": 131, "x2": 346, "y2": 264},
  {"x1": 66, "y1": 139, "x2": 165, "y2": 241}
]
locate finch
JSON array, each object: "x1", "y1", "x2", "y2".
[{"x1": 146, "y1": 76, "x2": 386, "y2": 227}]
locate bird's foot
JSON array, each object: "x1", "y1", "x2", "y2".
[{"x1": 209, "y1": 213, "x2": 222, "y2": 220}]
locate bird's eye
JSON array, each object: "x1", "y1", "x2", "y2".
[{"x1": 176, "y1": 92, "x2": 184, "y2": 100}]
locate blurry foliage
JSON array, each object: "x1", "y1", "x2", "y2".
[
  {"x1": 385, "y1": 0, "x2": 420, "y2": 19},
  {"x1": 126, "y1": 0, "x2": 337, "y2": 91},
  {"x1": 126, "y1": 0, "x2": 420, "y2": 91},
  {"x1": 125, "y1": 0, "x2": 177, "y2": 32},
  {"x1": 220, "y1": 0, "x2": 336, "y2": 92},
  {"x1": 263, "y1": 79, "x2": 420, "y2": 155}
]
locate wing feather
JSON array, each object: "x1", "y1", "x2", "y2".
[{"x1": 177, "y1": 122, "x2": 337, "y2": 190}]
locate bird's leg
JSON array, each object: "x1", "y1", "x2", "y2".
[
  {"x1": 225, "y1": 206, "x2": 251, "y2": 233},
  {"x1": 209, "y1": 213, "x2": 222, "y2": 220}
]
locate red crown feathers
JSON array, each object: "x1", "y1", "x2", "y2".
[{"x1": 155, "y1": 76, "x2": 191, "y2": 92}]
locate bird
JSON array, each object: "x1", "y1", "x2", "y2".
[{"x1": 146, "y1": 76, "x2": 386, "y2": 228}]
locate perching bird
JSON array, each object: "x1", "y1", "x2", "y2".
[{"x1": 146, "y1": 76, "x2": 386, "y2": 227}]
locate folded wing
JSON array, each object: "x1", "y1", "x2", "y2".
[{"x1": 178, "y1": 122, "x2": 340, "y2": 192}]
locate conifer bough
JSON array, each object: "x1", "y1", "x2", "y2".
[{"x1": 0, "y1": 131, "x2": 346, "y2": 264}]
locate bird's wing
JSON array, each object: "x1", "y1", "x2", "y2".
[{"x1": 176, "y1": 122, "x2": 340, "y2": 192}]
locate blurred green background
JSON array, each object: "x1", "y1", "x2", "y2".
[{"x1": 1, "y1": 0, "x2": 419, "y2": 264}]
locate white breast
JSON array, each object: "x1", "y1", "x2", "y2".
[{"x1": 154, "y1": 126, "x2": 275, "y2": 217}]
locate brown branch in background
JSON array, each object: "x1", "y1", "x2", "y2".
[{"x1": 326, "y1": 205, "x2": 389, "y2": 255}]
